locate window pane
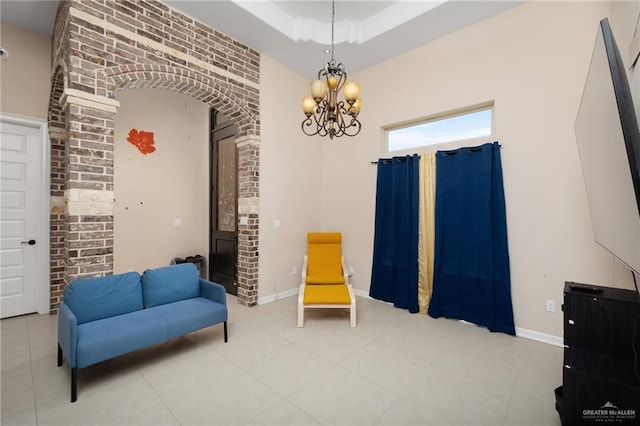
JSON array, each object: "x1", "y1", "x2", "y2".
[
  {"x1": 217, "y1": 135, "x2": 236, "y2": 232},
  {"x1": 388, "y1": 108, "x2": 492, "y2": 152}
]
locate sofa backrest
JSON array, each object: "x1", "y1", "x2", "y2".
[
  {"x1": 141, "y1": 263, "x2": 200, "y2": 308},
  {"x1": 63, "y1": 271, "x2": 143, "y2": 324}
]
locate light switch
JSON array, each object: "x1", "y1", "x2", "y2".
[
  {"x1": 240, "y1": 216, "x2": 249, "y2": 225},
  {"x1": 273, "y1": 220, "x2": 281, "y2": 229}
]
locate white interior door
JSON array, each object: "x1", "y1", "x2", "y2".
[{"x1": 1, "y1": 117, "x2": 47, "y2": 318}]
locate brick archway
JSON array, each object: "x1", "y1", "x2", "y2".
[
  {"x1": 99, "y1": 64, "x2": 257, "y2": 134},
  {"x1": 47, "y1": 0, "x2": 261, "y2": 310}
]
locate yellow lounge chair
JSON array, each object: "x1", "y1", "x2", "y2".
[{"x1": 297, "y1": 232, "x2": 356, "y2": 327}]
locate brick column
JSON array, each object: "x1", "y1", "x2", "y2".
[
  {"x1": 237, "y1": 136, "x2": 260, "y2": 306},
  {"x1": 49, "y1": 126, "x2": 67, "y2": 310},
  {"x1": 61, "y1": 90, "x2": 119, "y2": 287}
]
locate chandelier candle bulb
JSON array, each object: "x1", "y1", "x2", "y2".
[
  {"x1": 349, "y1": 98, "x2": 362, "y2": 116},
  {"x1": 302, "y1": 97, "x2": 316, "y2": 116},
  {"x1": 311, "y1": 80, "x2": 327, "y2": 102},
  {"x1": 327, "y1": 75, "x2": 339, "y2": 90},
  {"x1": 343, "y1": 82, "x2": 360, "y2": 104},
  {"x1": 355, "y1": 98, "x2": 362, "y2": 113}
]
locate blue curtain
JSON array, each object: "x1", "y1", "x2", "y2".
[
  {"x1": 428, "y1": 142, "x2": 515, "y2": 335},
  {"x1": 369, "y1": 155, "x2": 420, "y2": 313}
]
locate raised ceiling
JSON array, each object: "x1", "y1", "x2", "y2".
[{"x1": 0, "y1": 0, "x2": 522, "y2": 77}]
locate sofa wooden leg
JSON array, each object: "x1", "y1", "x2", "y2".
[
  {"x1": 223, "y1": 321, "x2": 228, "y2": 343},
  {"x1": 57, "y1": 344, "x2": 63, "y2": 367},
  {"x1": 71, "y1": 367, "x2": 77, "y2": 403}
]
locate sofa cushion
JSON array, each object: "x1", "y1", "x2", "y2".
[
  {"x1": 77, "y1": 308, "x2": 168, "y2": 368},
  {"x1": 142, "y1": 263, "x2": 200, "y2": 308},
  {"x1": 63, "y1": 271, "x2": 143, "y2": 325},
  {"x1": 145, "y1": 297, "x2": 228, "y2": 340},
  {"x1": 303, "y1": 284, "x2": 351, "y2": 304}
]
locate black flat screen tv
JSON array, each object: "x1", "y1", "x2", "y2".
[{"x1": 574, "y1": 18, "x2": 640, "y2": 277}]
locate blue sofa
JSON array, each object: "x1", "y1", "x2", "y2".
[{"x1": 57, "y1": 263, "x2": 228, "y2": 402}]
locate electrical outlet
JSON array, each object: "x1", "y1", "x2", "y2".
[
  {"x1": 545, "y1": 299, "x2": 556, "y2": 313},
  {"x1": 292, "y1": 266, "x2": 297, "y2": 275}
]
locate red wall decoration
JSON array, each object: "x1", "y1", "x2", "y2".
[{"x1": 126, "y1": 129, "x2": 156, "y2": 154}]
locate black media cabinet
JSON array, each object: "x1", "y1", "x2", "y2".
[{"x1": 559, "y1": 282, "x2": 640, "y2": 425}]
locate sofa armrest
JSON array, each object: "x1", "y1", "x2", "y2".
[
  {"x1": 199, "y1": 278, "x2": 228, "y2": 307},
  {"x1": 57, "y1": 302, "x2": 79, "y2": 368}
]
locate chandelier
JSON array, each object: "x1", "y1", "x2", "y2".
[{"x1": 301, "y1": 1, "x2": 362, "y2": 139}]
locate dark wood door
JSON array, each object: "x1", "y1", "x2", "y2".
[{"x1": 209, "y1": 116, "x2": 238, "y2": 295}]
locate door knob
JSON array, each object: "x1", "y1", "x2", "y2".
[{"x1": 20, "y1": 240, "x2": 36, "y2": 246}]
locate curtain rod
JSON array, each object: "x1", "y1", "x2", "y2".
[{"x1": 370, "y1": 144, "x2": 502, "y2": 165}]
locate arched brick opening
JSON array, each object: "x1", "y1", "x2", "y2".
[
  {"x1": 48, "y1": 0, "x2": 261, "y2": 310},
  {"x1": 101, "y1": 64, "x2": 256, "y2": 135}
]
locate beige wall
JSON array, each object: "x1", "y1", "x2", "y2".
[
  {"x1": 319, "y1": 1, "x2": 622, "y2": 338},
  {"x1": 0, "y1": 23, "x2": 50, "y2": 119},
  {"x1": 258, "y1": 54, "x2": 323, "y2": 300},
  {"x1": 113, "y1": 88, "x2": 209, "y2": 273}
]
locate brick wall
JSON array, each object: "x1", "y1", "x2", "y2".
[{"x1": 48, "y1": 0, "x2": 261, "y2": 310}]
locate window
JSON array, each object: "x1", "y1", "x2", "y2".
[{"x1": 386, "y1": 104, "x2": 493, "y2": 153}]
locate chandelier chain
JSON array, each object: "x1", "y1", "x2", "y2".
[{"x1": 331, "y1": 0, "x2": 335, "y2": 63}]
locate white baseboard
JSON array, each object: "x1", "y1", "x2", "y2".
[
  {"x1": 258, "y1": 288, "x2": 299, "y2": 305},
  {"x1": 515, "y1": 327, "x2": 563, "y2": 347},
  {"x1": 258, "y1": 288, "x2": 564, "y2": 347},
  {"x1": 353, "y1": 289, "x2": 373, "y2": 299}
]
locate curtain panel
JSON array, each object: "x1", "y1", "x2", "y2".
[
  {"x1": 418, "y1": 153, "x2": 436, "y2": 314},
  {"x1": 428, "y1": 142, "x2": 515, "y2": 335},
  {"x1": 369, "y1": 155, "x2": 420, "y2": 313}
]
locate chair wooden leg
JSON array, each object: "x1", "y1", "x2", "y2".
[
  {"x1": 350, "y1": 302, "x2": 356, "y2": 328},
  {"x1": 298, "y1": 302, "x2": 304, "y2": 327},
  {"x1": 298, "y1": 284, "x2": 305, "y2": 327},
  {"x1": 71, "y1": 367, "x2": 78, "y2": 403},
  {"x1": 57, "y1": 344, "x2": 63, "y2": 367}
]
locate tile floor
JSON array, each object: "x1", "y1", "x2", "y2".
[{"x1": 1, "y1": 295, "x2": 563, "y2": 425}]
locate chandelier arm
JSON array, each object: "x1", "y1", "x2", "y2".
[
  {"x1": 302, "y1": 101, "x2": 331, "y2": 137},
  {"x1": 316, "y1": 109, "x2": 328, "y2": 135},
  {"x1": 337, "y1": 101, "x2": 351, "y2": 136},
  {"x1": 302, "y1": 108, "x2": 325, "y2": 136},
  {"x1": 343, "y1": 118, "x2": 362, "y2": 137},
  {"x1": 334, "y1": 64, "x2": 346, "y2": 85},
  {"x1": 333, "y1": 103, "x2": 347, "y2": 138},
  {"x1": 301, "y1": 117, "x2": 320, "y2": 137},
  {"x1": 336, "y1": 71, "x2": 347, "y2": 95},
  {"x1": 336, "y1": 101, "x2": 349, "y2": 115}
]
